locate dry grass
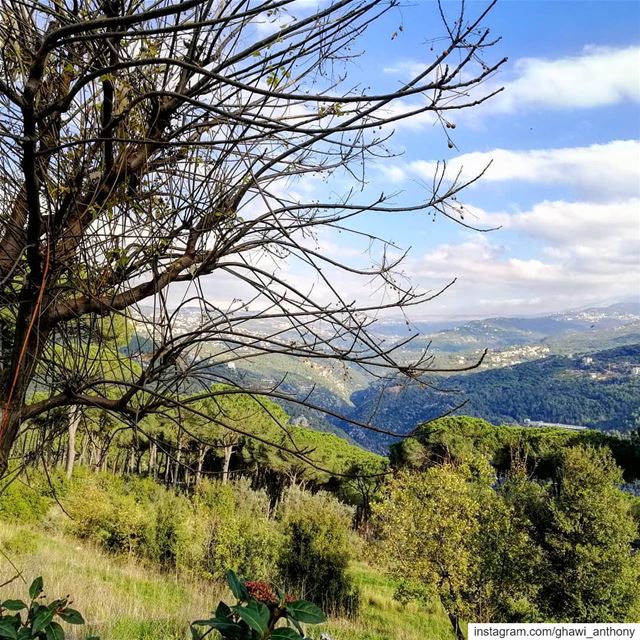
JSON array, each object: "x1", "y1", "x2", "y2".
[
  {"x1": 0, "y1": 522, "x2": 224, "y2": 639},
  {"x1": 318, "y1": 562, "x2": 454, "y2": 640},
  {"x1": 0, "y1": 523, "x2": 454, "y2": 640}
]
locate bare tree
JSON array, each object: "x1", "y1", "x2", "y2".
[{"x1": 0, "y1": 0, "x2": 505, "y2": 477}]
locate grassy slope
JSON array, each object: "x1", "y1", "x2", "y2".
[{"x1": 0, "y1": 523, "x2": 453, "y2": 640}]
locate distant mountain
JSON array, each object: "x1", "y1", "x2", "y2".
[
  {"x1": 412, "y1": 303, "x2": 640, "y2": 352},
  {"x1": 382, "y1": 303, "x2": 640, "y2": 374},
  {"x1": 332, "y1": 344, "x2": 640, "y2": 453},
  {"x1": 129, "y1": 302, "x2": 640, "y2": 453},
  {"x1": 374, "y1": 302, "x2": 640, "y2": 339}
]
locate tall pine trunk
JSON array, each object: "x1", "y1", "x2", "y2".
[
  {"x1": 222, "y1": 444, "x2": 234, "y2": 484},
  {"x1": 149, "y1": 440, "x2": 157, "y2": 479},
  {"x1": 195, "y1": 444, "x2": 209, "y2": 486},
  {"x1": 65, "y1": 405, "x2": 81, "y2": 478}
]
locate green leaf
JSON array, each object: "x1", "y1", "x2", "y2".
[
  {"x1": 58, "y1": 608, "x2": 85, "y2": 625},
  {"x1": 191, "y1": 619, "x2": 241, "y2": 635},
  {"x1": 45, "y1": 621, "x2": 64, "y2": 640},
  {"x1": 0, "y1": 619, "x2": 17, "y2": 640},
  {"x1": 285, "y1": 601, "x2": 326, "y2": 625},
  {"x1": 32, "y1": 609, "x2": 54, "y2": 635},
  {"x1": 232, "y1": 601, "x2": 269, "y2": 635},
  {"x1": 28, "y1": 577, "x2": 44, "y2": 601},
  {"x1": 288, "y1": 617, "x2": 304, "y2": 636},
  {"x1": 270, "y1": 629, "x2": 302, "y2": 640},
  {"x1": 226, "y1": 571, "x2": 248, "y2": 602},
  {"x1": 0, "y1": 601, "x2": 26, "y2": 612},
  {"x1": 215, "y1": 601, "x2": 232, "y2": 618}
]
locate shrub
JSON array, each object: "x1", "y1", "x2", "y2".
[
  {"x1": 0, "y1": 576, "x2": 90, "y2": 639},
  {"x1": 151, "y1": 491, "x2": 212, "y2": 574},
  {"x1": 191, "y1": 570, "x2": 326, "y2": 640},
  {"x1": 65, "y1": 472, "x2": 155, "y2": 554},
  {"x1": 0, "y1": 467, "x2": 62, "y2": 523},
  {"x1": 277, "y1": 489, "x2": 359, "y2": 616},
  {"x1": 196, "y1": 479, "x2": 282, "y2": 581}
]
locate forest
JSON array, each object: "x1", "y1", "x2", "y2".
[
  {"x1": 338, "y1": 345, "x2": 640, "y2": 451},
  {"x1": 1, "y1": 411, "x2": 639, "y2": 638}
]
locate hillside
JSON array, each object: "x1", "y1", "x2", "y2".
[
  {"x1": 132, "y1": 303, "x2": 640, "y2": 379},
  {"x1": 332, "y1": 344, "x2": 640, "y2": 452},
  {"x1": 128, "y1": 303, "x2": 640, "y2": 453},
  {"x1": 0, "y1": 523, "x2": 452, "y2": 640}
]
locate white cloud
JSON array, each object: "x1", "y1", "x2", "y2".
[
  {"x1": 509, "y1": 198, "x2": 640, "y2": 252},
  {"x1": 381, "y1": 45, "x2": 640, "y2": 126},
  {"x1": 382, "y1": 60, "x2": 426, "y2": 78},
  {"x1": 403, "y1": 140, "x2": 640, "y2": 201},
  {"x1": 492, "y1": 45, "x2": 640, "y2": 112},
  {"x1": 402, "y1": 198, "x2": 640, "y2": 318}
]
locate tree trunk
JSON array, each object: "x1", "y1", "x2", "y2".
[
  {"x1": 99, "y1": 442, "x2": 109, "y2": 472},
  {"x1": 78, "y1": 432, "x2": 88, "y2": 466},
  {"x1": 0, "y1": 406, "x2": 22, "y2": 478},
  {"x1": 222, "y1": 444, "x2": 234, "y2": 484},
  {"x1": 447, "y1": 612, "x2": 465, "y2": 640},
  {"x1": 173, "y1": 435, "x2": 183, "y2": 488},
  {"x1": 65, "y1": 405, "x2": 81, "y2": 478},
  {"x1": 195, "y1": 444, "x2": 209, "y2": 486},
  {"x1": 126, "y1": 446, "x2": 135, "y2": 474},
  {"x1": 148, "y1": 440, "x2": 157, "y2": 479},
  {"x1": 164, "y1": 451, "x2": 171, "y2": 485}
]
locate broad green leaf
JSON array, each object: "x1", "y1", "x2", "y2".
[
  {"x1": 215, "y1": 601, "x2": 232, "y2": 618},
  {"x1": 45, "y1": 621, "x2": 64, "y2": 640},
  {"x1": 232, "y1": 601, "x2": 269, "y2": 635},
  {"x1": 270, "y1": 629, "x2": 302, "y2": 640},
  {"x1": 32, "y1": 609, "x2": 54, "y2": 635},
  {"x1": 226, "y1": 571, "x2": 248, "y2": 602},
  {"x1": 58, "y1": 608, "x2": 85, "y2": 625},
  {"x1": 288, "y1": 616, "x2": 304, "y2": 636},
  {"x1": 0, "y1": 618, "x2": 17, "y2": 640},
  {"x1": 285, "y1": 600, "x2": 326, "y2": 624},
  {"x1": 0, "y1": 601, "x2": 26, "y2": 612},
  {"x1": 191, "y1": 619, "x2": 241, "y2": 635},
  {"x1": 28, "y1": 577, "x2": 43, "y2": 601}
]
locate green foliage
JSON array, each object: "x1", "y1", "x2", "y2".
[
  {"x1": 375, "y1": 445, "x2": 640, "y2": 626},
  {"x1": 195, "y1": 479, "x2": 282, "y2": 581},
  {"x1": 65, "y1": 472, "x2": 156, "y2": 554},
  {"x1": 535, "y1": 446, "x2": 640, "y2": 622},
  {"x1": 373, "y1": 462, "x2": 494, "y2": 634},
  {"x1": 0, "y1": 480, "x2": 50, "y2": 524},
  {"x1": 0, "y1": 576, "x2": 92, "y2": 640},
  {"x1": 191, "y1": 570, "x2": 325, "y2": 640},
  {"x1": 0, "y1": 468, "x2": 66, "y2": 523},
  {"x1": 277, "y1": 490, "x2": 359, "y2": 616},
  {"x1": 391, "y1": 415, "x2": 640, "y2": 481},
  {"x1": 64, "y1": 472, "x2": 282, "y2": 581},
  {"x1": 478, "y1": 471, "x2": 545, "y2": 622}
]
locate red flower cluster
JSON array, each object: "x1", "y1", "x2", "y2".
[
  {"x1": 244, "y1": 581, "x2": 295, "y2": 605},
  {"x1": 244, "y1": 581, "x2": 276, "y2": 603}
]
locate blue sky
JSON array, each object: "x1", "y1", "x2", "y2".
[
  {"x1": 184, "y1": 1, "x2": 639, "y2": 322},
  {"x1": 288, "y1": 0, "x2": 640, "y2": 320}
]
